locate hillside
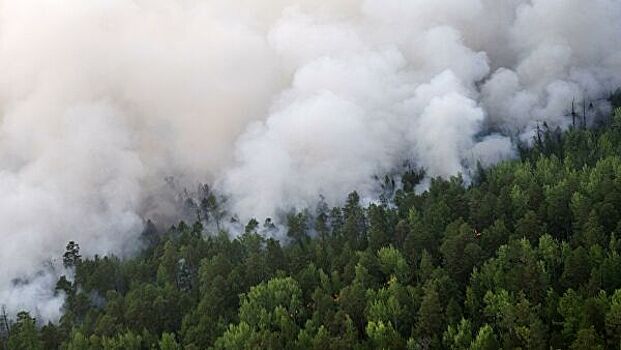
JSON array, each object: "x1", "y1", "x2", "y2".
[{"x1": 2, "y1": 105, "x2": 621, "y2": 349}]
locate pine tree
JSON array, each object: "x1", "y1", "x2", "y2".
[{"x1": 63, "y1": 241, "x2": 81, "y2": 269}]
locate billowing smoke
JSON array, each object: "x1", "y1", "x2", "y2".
[{"x1": 0, "y1": 0, "x2": 620, "y2": 319}]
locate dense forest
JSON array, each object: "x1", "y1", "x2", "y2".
[{"x1": 5, "y1": 101, "x2": 621, "y2": 349}]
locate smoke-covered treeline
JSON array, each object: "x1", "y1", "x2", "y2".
[
  {"x1": 4, "y1": 106, "x2": 621, "y2": 349},
  {"x1": 1, "y1": 0, "x2": 621, "y2": 324}
]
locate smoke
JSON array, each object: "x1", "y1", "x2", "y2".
[
  {"x1": 0, "y1": 0, "x2": 620, "y2": 319},
  {"x1": 221, "y1": 0, "x2": 621, "y2": 217}
]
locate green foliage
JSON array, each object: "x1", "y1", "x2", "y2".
[
  {"x1": 12, "y1": 113, "x2": 621, "y2": 349},
  {"x1": 7, "y1": 312, "x2": 43, "y2": 350},
  {"x1": 570, "y1": 326, "x2": 604, "y2": 350},
  {"x1": 377, "y1": 246, "x2": 409, "y2": 282},
  {"x1": 469, "y1": 324, "x2": 499, "y2": 350},
  {"x1": 442, "y1": 318, "x2": 472, "y2": 350},
  {"x1": 159, "y1": 332, "x2": 181, "y2": 350}
]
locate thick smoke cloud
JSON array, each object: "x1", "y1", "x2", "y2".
[{"x1": 0, "y1": 0, "x2": 620, "y2": 319}]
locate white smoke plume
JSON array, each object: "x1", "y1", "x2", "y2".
[{"x1": 0, "y1": 0, "x2": 620, "y2": 318}]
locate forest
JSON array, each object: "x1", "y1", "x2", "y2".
[{"x1": 4, "y1": 101, "x2": 621, "y2": 349}]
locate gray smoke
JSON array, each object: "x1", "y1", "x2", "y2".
[{"x1": 0, "y1": 0, "x2": 620, "y2": 319}]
